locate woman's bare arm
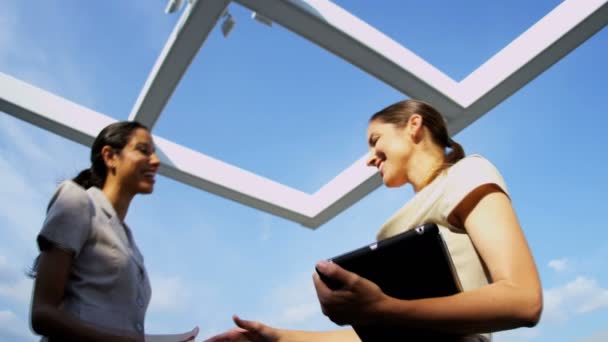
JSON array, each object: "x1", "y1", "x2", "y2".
[
  {"x1": 373, "y1": 184, "x2": 542, "y2": 333},
  {"x1": 31, "y1": 247, "x2": 143, "y2": 342}
]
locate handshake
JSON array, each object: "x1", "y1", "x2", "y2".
[
  {"x1": 149, "y1": 315, "x2": 280, "y2": 342},
  {"x1": 147, "y1": 260, "x2": 365, "y2": 342}
]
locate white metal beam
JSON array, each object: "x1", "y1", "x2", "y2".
[
  {"x1": 1, "y1": 0, "x2": 607, "y2": 228},
  {"x1": 0, "y1": 73, "x2": 114, "y2": 147},
  {"x1": 233, "y1": 0, "x2": 608, "y2": 225},
  {"x1": 128, "y1": 0, "x2": 231, "y2": 129},
  {"x1": 0, "y1": 73, "x2": 315, "y2": 226},
  {"x1": 452, "y1": 0, "x2": 608, "y2": 134},
  {"x1": 235, "y1": 0, "x2": 463, "y2": 120}
]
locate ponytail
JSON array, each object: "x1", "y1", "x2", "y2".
[
  {"x1": 28, "y1": 168, "x2": 102, "y2": 278},
  {"x1": 72, "y1": 167, "x2": 104, "y2": 189},
  {"x1": 446, "y1": 137, "x2": 465, "y2": 165}
]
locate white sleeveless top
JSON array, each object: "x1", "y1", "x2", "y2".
[{"x1": 377, "y1": 155, "x2": 509, "y2": 341}]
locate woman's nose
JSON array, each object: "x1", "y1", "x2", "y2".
[
  {"x1": 366, "y1": 152, "x2": 377, "y2": 167},
  {"x1": 150, "y1": 152, "x2": 160, "y2": 166}
]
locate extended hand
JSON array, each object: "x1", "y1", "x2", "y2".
[
  {"x1": 313, "y1": 261, "x2": 388, "y2": 326},
  {"x1": 203, "y1": 316, "x2": 280, "y2": 342},
  {"x1": 178, "y1": 326, "x2": 199, "y2": 341}
]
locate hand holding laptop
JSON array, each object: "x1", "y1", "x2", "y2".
[
  {"x1": 313, "y1": 223, "x2": 462, "y2": 340},
  {"x1": 313, "y1": 260, "x2": 388, "y2": 326}
]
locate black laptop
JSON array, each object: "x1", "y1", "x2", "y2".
[{"x1": 317, "y1": 223, "x2": 463, "y2": 341}]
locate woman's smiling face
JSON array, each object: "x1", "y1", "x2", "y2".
[
  {"x1": 111, "y1": 128, "x2": 160, "y2": 195},
  {"x1": 366, "y1": 119, "x2": 415, "y2": 188}
]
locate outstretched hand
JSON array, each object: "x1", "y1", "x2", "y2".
[
  {"x1": 144, "y1": 326, "x2": 199, "y2": 342},
  {"x1": 203, "y1": 316, "x2": 280, "y2": 342},
  {"x1": 313, "y1": 260, "x2": 388, "y2": 326},
  {"x1": 178, "y1": 326, "x2": 199, "y2": 342}
]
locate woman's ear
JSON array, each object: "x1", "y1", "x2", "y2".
[
  {"x1": 101, "y1": 145, "x2": 116, "y2": 170},
  {"x1": 408, "y1": 114, "x2": 423, "y2": 142}
]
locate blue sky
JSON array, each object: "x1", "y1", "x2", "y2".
[{"x1": 0, "y1": 0, "x2": 607, "y2": 341}]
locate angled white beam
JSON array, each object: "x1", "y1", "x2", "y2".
[
  {"x1": 232, "y1": 0, "x2": 608, "y2": 225},
  {"x1": 129, "y1": 0, "x2": 231, "y2": 129},
  {"x1": 308, "y1": 154, "x2": 381, "y2": 228},
  {"x1": 0, "y1": 72, "x2": 315, "y2": 226},
  {"x1": 234, "y1": 0, "x2": 463, "y2": 120},
  {"x1": 153, "y1": 136, "x2": 316, "y2": 224},
  {"x1": 451, "y1": 0, "x2": 608, "y2": 134},
  {"x1": 0, "y1": 73, "x2": 115, "y2": 146},
  {"x1": 2, "y1": 0, "x2": 607, "y2": 229}
]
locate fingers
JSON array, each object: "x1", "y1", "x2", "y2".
[
  {"x1": 233, "y1": 315, "x2": 264, "y2": 333},
  {"x1": 313, "y1": 272, "x2": 331, "y2": 298},
  {"x1": 177, "y1": 326, "x2": 199, "y2": 341},
  {"x1": 315, "y1": 261, "x2": 358, "y2": 289},
  {"x1": 189, "y1": 326, "x2": 199, "y2": 338},
  {"x1": 202, "y1": 328, "x2": 248, "y2": 342},
  {"x1": 233, "y1": 316, "x2": 279, "y2": 342}
]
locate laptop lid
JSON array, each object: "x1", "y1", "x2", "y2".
[{"x1": 317, "y1": 223, "x2": 463, "y2": 341}]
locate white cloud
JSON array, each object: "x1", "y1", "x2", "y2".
[
  {"x1": 0, "y1": 278, "x2": 33, "y2": 305},
  {"x1": 0, "y1": 254, "x2": 34, "y2": 305},
  {"x1": 0, "y1": 0, "x2": 19, "y2": 64},
  {"x1": 279, "y1": 303, "x2": 320, "y2": 325},
  {"x1": 0, "y1": 152, "x2": 48, "y2": 245},
  {"x1": 0, "y1": 309, "x2": 35, "y2": 341},
  {"x1": 468, "y1": 274, "x2": 608, "y2": 342},
  {"x1": 0, "y1": 0, "x2": 97, "y2": 109},
  {"x1": 548, "y1": 258, "x2": 569, "y2": 272},
  {"x1": 543, "y1": 276, "x2": 608, "y2": 323},
  {"x1": 259, "y1": 214, "x2": 272, "y2": 242},
  {"x1": 148, "y1": 275, "x2": 192, "y2": 313},
  {"x1": 0, "y1": 255, "x2": 11, "y2": 280},
  {"x1": 0, "y1": 114, "x2": 54, "y2": 165},
  {"x1": 493, "y1": 326, "x2": 541, "y2": 342},
  {"x1": 0, "y1": 0, "x2": 47, "y2": 70},
  {"x1": 0, "y1": 114, "x2": 88, "y2": 259},
  {"x1": 256, "y1": 272, "x2": 330, "y2": 330},
  {"x1": 266, "y1": 273, "x2": 319, "y2": 326},
  {"x1": 496, "y1": 275, "x2": 608, "y2": 341},
  {"x1": 0, "y1": 5, "x2": 14, "y2": 40},
  {"x1": 576, "y1": 329, "x2": 608, "y2": 342}
]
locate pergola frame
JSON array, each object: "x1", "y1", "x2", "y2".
[{"x1": 1, "y1": 0, "x2": 607, "y2": 228}]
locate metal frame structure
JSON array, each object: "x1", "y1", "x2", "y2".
[{"x1": 1, "y1": 0, "x2": 607, "y2": 228}]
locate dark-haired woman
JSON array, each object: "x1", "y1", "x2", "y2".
[
  {"x1": 30, "y1": 121, "x2": 160, "y2": 341},
  {"x1": 206, "y1": 100, "x2": 543, "y2": 341}
]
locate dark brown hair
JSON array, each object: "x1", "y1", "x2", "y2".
[
  {"x1": 73, "y1": 121, "x2": 148, "y2": 189},
  {"x1": 370, "y1": 99, "x2": 465, "y2": 185}
]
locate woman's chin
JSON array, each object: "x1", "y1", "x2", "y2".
[
  {"x1": 383, "y1": 175, "x2": 406, "y2": 188},
  {"x1": 138, "y1": 182, "x2": 155, "y2": 194},
  {"x1": 383, "y1": 178, "x2": 398, "y2": 188}
]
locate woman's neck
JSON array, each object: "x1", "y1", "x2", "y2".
[
  {"x1": 101, "y1": 182, "x2": 133, "y2": 222},
  {"x1": 408, "y1": 147, "x2": 445, "y2": 193}
]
